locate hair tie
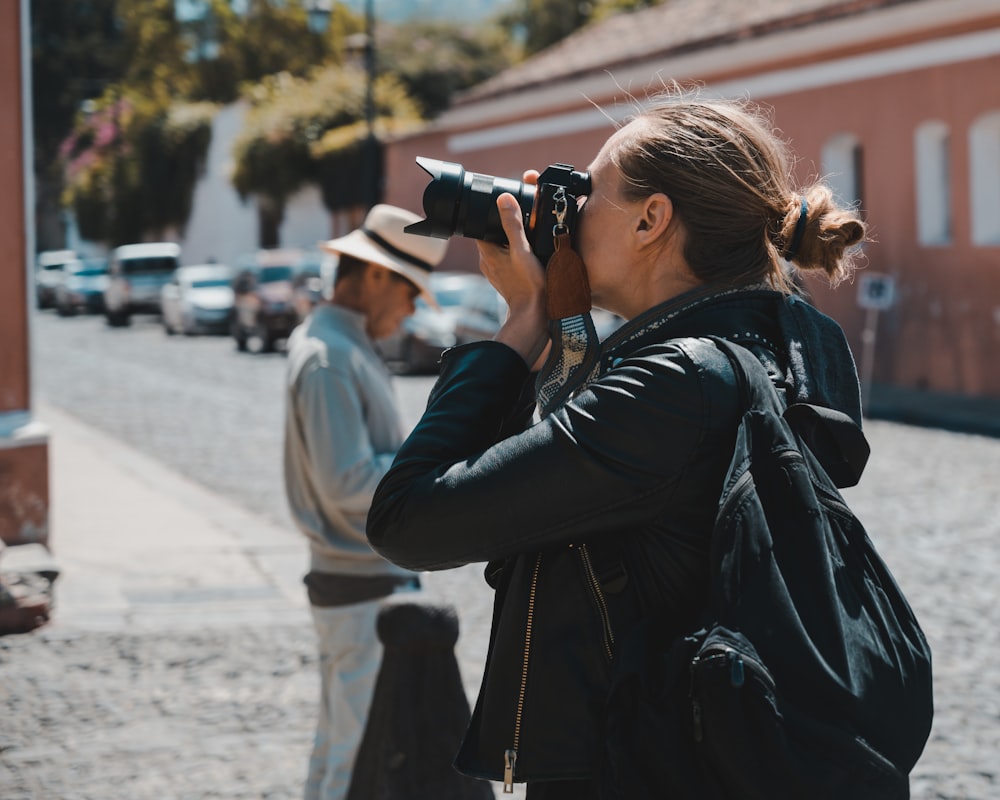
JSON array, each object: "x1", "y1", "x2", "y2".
[{"x1": 783, "y1": 196, "x2": 809, "y2": 260}]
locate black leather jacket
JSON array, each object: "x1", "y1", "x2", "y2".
[{"x1": 367, "y1": 287, "x2": 865, "y2": 787}]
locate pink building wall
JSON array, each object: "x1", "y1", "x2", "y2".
[{"x1": 385, "y1": 5, "x2": 1000, "y2": 400}]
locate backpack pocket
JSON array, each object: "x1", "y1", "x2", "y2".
[{"x1": 690, "y1": 626, "x2": 909, "y2": 800}]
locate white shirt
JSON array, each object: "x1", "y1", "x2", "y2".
[{"x1": 283, "y1": 304, "x2": 412, "y2": 577}]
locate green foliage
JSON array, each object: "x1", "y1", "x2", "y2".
[
  {"x1": 503, "y1": 0, "x2": 664, "y2": 54},
  {"x1": 589, "y1": 0, "x2": 663, "y2": 21},
  {"x1": 48, "y1": 0, "x2": 357, "y2": 246},
  {"x1": 232, "y1": 65, "x2": 422, "y2": 212},
  {"x1": 230, "y1": 0, "x2": 329, "y2": 85},
  {"x1": 40, "y1": 0, "x2": 541, "y2": 245},
  {"x1": 378, "y1": 20, "x2": 520, "y2": 117},
  {"x1": 29, "y1": 0, "x2": 126, "y2": 176},
  {"x1": 230, "y1": 12, "x2": 517, "y2": 213},
  {"x1": 60, "y1": 92, "x2": 215, "y2": 245},
  {"x1": 118, "y1": 0, "x2": 194, "y2": 99}
]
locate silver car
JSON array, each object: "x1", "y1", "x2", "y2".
[
  {"x1": 161, "y1": 264, "x2": 235, "y2": 336},
  {"x1": 378, "y1": 272, "x2": 497, "y2": 374}
]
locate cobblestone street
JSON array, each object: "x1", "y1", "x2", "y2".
[{"x1": 1, "y1": 312, "x2": 998, "y2": 798}]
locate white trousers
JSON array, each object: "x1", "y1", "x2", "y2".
[{"x1": 303, "y1": 599, "x2": 383, "y2": 800}]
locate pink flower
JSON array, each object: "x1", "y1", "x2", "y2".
[{"x1": 94, "y1": 121, "x2": 119, "y2": 148}]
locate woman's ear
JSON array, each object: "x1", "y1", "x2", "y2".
[{"x1": 634, "y1": 193, "x2": 673, "y2": 245}]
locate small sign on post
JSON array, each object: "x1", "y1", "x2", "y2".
[
  {"x1": 858, "y1": 273, "x2": 896, "y2": 311},
  {"x1": 857, "y1": 272, "x2": 896, "y2": 414}
]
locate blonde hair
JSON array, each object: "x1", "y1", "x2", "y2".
[{"x1": 609, "y1": 93, "x2": 867, "y2": 291}]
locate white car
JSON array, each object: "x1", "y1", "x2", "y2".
[
  {"x1": 104, "y1": 242, "x2": 182, "y2": 326},
  {"x1": 54, "y1": 257, "x2": 109, "y2": 316},
  {"x1": 161, "y1": 263, "x2": 235, "y2": 336},
  {"x1": 35, "y1": 249, "x2": 77, "y2": 309},
  {"x1": 378, "y1": 272, "x2": 495, "y2": 373}
]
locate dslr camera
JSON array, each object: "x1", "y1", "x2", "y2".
[{"x1": 403, "y1": 157, "x2": 592, "y2": 265}]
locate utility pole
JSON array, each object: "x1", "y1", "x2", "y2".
[{"x1": 857, "y1": 272, "x2": 897, "y2": 415}]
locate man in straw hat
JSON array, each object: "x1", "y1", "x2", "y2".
[{"x1": 284, "y1": 205, "x2": 449, "y2": 799}]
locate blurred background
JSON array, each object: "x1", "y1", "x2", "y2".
[
  {"x1": 3, "y1": 3, "x2": 1000, "y2": 798},
  {"x1": 18, "y1": 0, "x2": 1000, "y2": 419}
]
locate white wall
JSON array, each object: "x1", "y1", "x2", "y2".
[
  {"x1": 279, "y1": 183, "x2": 331, "y2": 251},
  {"x1": 65, "y1": 100, "x2": 334, "y2": 265},
  {"x1": 179, "y1": 101, "x2": 259, "y2": 267}
]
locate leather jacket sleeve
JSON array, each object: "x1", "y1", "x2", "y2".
[{"x1": 367, "y1": 338, "x2": 740, "y2": 572}]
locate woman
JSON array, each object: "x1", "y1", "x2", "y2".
[{"x1": 366, "y1": 93, "x2": 867, "y2": 797}]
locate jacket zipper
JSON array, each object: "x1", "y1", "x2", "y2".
[
  {"x1": 504, "y1": 552, "x2": 542, "y2": 793},
  {"x1": 578, "y1": 544, "x2": 615, "y2": 661}
]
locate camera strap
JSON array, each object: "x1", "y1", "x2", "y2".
[{"x1": 536, "y1": 191, "x2": 602, "y2": 417}]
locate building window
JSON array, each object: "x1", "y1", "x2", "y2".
[
  {"x1": 822, "y1": 133, "x2": 864, "y2": 209},
  {"x1": 915, "y1": 121, "x2": 952, "y2": 246},
  {"x1": 969, "y1": 111, "x2": 1000, "y2": 245}
]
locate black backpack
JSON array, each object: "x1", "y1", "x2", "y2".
[{"x1": 602, "y1": 338, "x2": 933, "y2": 800}]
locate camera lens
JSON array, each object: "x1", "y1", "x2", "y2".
[{"x1": 404, "y1": 157, "x2": 536, "y2": 246}]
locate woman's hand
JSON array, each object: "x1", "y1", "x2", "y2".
[{"x1": 477, "y1": 174, "x2": 550, "y2": 368}]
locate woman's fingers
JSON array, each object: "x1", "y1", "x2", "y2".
[{"x1": 495, "y1": 193, "x2": 532, "y2": 254}]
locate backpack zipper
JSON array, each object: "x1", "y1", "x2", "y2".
[
  {"x1": 504, "y1": 552, "x2": 542, "y2": 793},
  {"x1": 578, "y1": 543, "x2": 615, "y2": 661},
  {"x1": 690, "y1": 643, "x2": 775, "y2": 741}
]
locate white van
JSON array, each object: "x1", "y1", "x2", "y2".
[
  {"x1": 104, "y1": 242, "x2": 181, "y2": 326},
  {"x1": 35, "y1": 249, "x2": 78, "y2": 309}
]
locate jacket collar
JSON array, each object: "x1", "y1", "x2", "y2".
[{"x1": 601, "y1": 285, "x2": 864, "y2": 427}]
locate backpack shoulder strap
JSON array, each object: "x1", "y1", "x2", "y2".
[
  {"x1": 708, "y1": 336, "x2": 870, "y2": 487},
  {"x1": 707, "y1": 336, "x2": 783, "y2": 416}
]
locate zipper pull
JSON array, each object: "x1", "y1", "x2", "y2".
[
  {"x1": 692, "y1": 699, "x2": 703, "y2": 742},
  {"x1": 729, "y1": 651, "x2": 745, "y2": 688},
  {"x1": 503, "y1": 748, "x2": 517, "y2": 793}
]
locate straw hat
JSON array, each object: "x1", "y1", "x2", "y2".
[{"x1": 320, "y1": 205, "x2": 448, "y2": 306}]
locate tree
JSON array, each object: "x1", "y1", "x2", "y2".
[
  {"x1": 46, "y1": 0, "x2": 349, "y2": 247},
  {"x1": 39, "y1": 0, "x2": 522, "y2": 249},
  {"x1": 30, "y1": 0, "x2": 127, "y2": 249},
  {"x1": 378, "y1": 20, "x2": 519, "y2": 118},
  {"x1": 502, "y1": 0, "x2": 665, "y2": 55},
  {"x1": 232, "y1": 0, "x2": 330, "y2": 84},
  {"x1": 60, "y1": 92, "x2": 215, "y2": 244},
  {"x1": 117, "y1": 0, "x2": 195, "y2": 98},
  {"x1": 231, "y1": 65, "x2": 423, "y2": 218},
  {"x1": 167, "y1": 0, "x2": 362, "y2": 103}
]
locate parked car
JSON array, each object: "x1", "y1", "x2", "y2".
[
  {"x1": 104, "y1": 242, "x2": 182, "y2": 326},
  {"x1": 231, "y1": 249, "x2": 323, "y2": 353},
  {"x1": 35, "y1": 249, "x2": 77, "y2": 309},
  {"x1": 446, "y1": 277, "x2": 624, "y2": 351},
  {"x1": 378, "y1": 271, "x2": 498, "y2": 374},
  {"x1": 53, "y1": 257, "x2": 109, "y2": 316},
  {"x1": 452, "y1": 277, "x2": 509, "y2": 347},
  {"x1": 161, "y1": 263, "x2": 234, "y2": 336},
  {"x1": 291, "y1": 257, "x2": 327, "y2": 322}
]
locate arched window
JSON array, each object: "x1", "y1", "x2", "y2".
[
  {"x1": 915, "y1": 121, "x2": 951, "y2": 246},
  {"x1": 822, "y1": 133, "x2": 864, "y2": 209},
  {"x1": 969, "y1": 111, "x2": 1000, "y2": 245}
]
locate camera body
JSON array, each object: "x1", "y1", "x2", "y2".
[{"x1": 403, "y1": 157, "x2": 592, "y2": 265}]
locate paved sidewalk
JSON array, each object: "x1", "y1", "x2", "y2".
[
  {"x1": 4, "y1": 399, "x2": 999, "y2": 799},
  {"x1": 0, "y1": 400, "x2": 502, "y2": 799},
  {"x1": 36, "y1": 399, "x2": 311, "y2": 632}
]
